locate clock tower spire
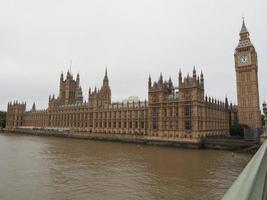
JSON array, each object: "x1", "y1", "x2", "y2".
[{"x1": 234, "y1": 18, "x2": 261, "y2": 129}]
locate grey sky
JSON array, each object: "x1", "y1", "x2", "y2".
[{"x1": 0, "y1": 0, "x2": 266, "y2": 111}]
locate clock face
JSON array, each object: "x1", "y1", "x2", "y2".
[{"x1": 240, "y1": 55, "x2": 249, "y2": 64}]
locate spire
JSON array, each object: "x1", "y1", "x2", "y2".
[
  {"x1": 67, "y1": 70, "x2": 70, "y2": 79},
  {"x1": 240, "y1": 17, "x2": 249, "y2": 34},
  {"x1": 168, "y1": 76, "x2": 173, "y2": 89},
  {"x1": 103, "y1": 67, "x2": 109, "y2": 87},
  {"x1": 179, "y1": 69, "x2": 182, "y2": 84},
  {"x1": 193, "y1": 66, "x2": 196, "y2": 79},
  {"x1": 239, "y1": 17, "x2": 250, "y2": 41},
  {"x1": 200, "y1": 70, "x2": 204, "y2": 85},
  {"x1": 237, "y1": 17, "x2": 252, "y2": 48},
  {"x1": 32, "y1": 102, "x2": 36, "y2": 111},
  {"x1": 225, "y1": 96, "x2": 229, "y2": 108},
  {"x1": 104, "y1": 67, "x2": 108, "y2": 80},
  {"x1": 105, "y1": 67, "x2": 108, "y2": 77},
  {"x1": 60, "y1": 72, "x2": 64, "y2": 81},
  {"x1": 148, "y1": 74, "x2": 152, "y2": 89},
  {"x1": 159, "y1": 72, "x2": 163, "y2": 85}
]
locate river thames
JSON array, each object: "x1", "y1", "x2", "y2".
[{"x1": 0, "y1": 133, "x2": 251, "y2": 200}]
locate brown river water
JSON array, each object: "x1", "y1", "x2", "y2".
[{"x1": 0, "y1": 133, "x2": 251, "y2": 200}]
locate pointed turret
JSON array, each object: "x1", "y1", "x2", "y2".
[
  {"x1": 148, "y1": 74, "x2": 152, "y2": 89},
  {"x1": 200, "y1": 70, "x2": 204, "y2": 86},
  {"x1": 66, "y1": 70, "x2": 71, "y2": 79},
  {"x1": 159, "y1": 72, "x2": 163, "y2": 85},
  {"x1": 193, "y1": 66, "x2": 196, "y2": 79},
  {"x1": 105, "y1": 67, "x2": 108, "y2": 76},
  {"x1": 103, "y1": 67, "x2": 109, "y2": 87},
  {"x1": 225, "y1": 96, "x2": 229, "y2": 109},
  {"x1": 32, "y1": 102, "x2": 36, "y2": 111},
  {"x1": 60, "y1": 72, "x2": 64, "y2": 81},
  {"x1": 239, "y1": 17, "x2": 250, "y2": 41},
  {"x1": 168, "y1": 76, "x2": 173, "y2": 89},
  {"x1": 240, "y1": 17, "x2": 249, "y2": 35},
  {"x1": 179, "y1": 69, "x2": 182, "y2": 85}
]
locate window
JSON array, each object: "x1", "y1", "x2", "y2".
[
  {"x1": 141, "y1": 122, "x2": 144, "y2": 129},
  {"x1": 185, "y1": 105, "x2": 191, "y2": 117},
  {"x1": 152, "y1": 108, "x2": 158, "y2": 129},
  {"x1": 185, "y1": 121, "x2": 191, "y2": 130},
  {"x1": 184, "y1": 105, "x2": 191, "y2": 130}
]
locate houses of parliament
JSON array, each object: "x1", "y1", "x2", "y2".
[{"x1": 5, "y1": 20, "x2": 262, "y2": 139}]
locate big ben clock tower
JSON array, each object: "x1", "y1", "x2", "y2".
[{"x1": 235, "y1": 19, "x2": 261, "y2": 129}]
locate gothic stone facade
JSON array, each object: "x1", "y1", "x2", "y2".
[
  {"x1": 9, "y1": 21, "x2": 263, "y2": 138},
  {"x1": 234, "y1": 19, "x2": 262, "y2": 129},
  {"x1": 6, "y1": 67, "x2": 236, "y2": 139}
]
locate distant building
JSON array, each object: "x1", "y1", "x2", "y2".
[{"x1": 7, "y1": 20, "x2": 262, "y2": 138}]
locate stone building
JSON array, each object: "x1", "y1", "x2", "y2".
[
  {"x1": 8, "y1": 20, "x2": 263, "y2": 138},
  {"x1": 6, "y1": 67, "x2": 235, "y2": 139},
  {"x1": 6, "y1": 101, "x2": 26, "y2": 127},
  {"x1": 234, "y1": 19, "x2": 262, "y2": 129}
]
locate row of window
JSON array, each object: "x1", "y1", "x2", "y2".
[{"x1": 94, "y1": 121, "x2": 145, "y2": 129}]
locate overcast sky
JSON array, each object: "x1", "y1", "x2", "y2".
[{"x1": 0, "y1": 0, "x2": 266, "y2": 111}]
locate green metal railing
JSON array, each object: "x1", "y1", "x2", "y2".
[{"x1": 222, "y1": 140, "x2": 267, "y2": 200}]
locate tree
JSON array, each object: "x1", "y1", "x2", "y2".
[{"x1": 0, "y1": 111, "x2": 7, "y2": 128}]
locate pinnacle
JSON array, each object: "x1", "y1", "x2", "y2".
[
  {"x1": 105, "y1": 67, "x2": 108, "y2": 77},
  {"x1": 240, "y1": 17, "x2": 249, "y2": 34}
]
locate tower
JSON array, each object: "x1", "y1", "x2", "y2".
[
  {"x1": 101, "y1": 67, "x2": 111, "y2": 105},
  {"x1": 234, "y1": 19, "x2": 261, "y2": 128},
  {"x1": 6, "y1": 101, "x2": 26, "y2": 128},
  {"x1": 88, "y1": 68, "x2": 111, "y2": 107},
  {"x1": 178, "y1": 68, "x2": 204, "y2": 132},
  {"x1": 57, "y1": 71, "x2": 83, "y2": 105},
  {"x1": 147, "y1": 73, "x2": 174, "y2": 132}
]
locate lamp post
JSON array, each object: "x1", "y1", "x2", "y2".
[{"x1": 263, "y1": 101, "x2": 267, "y2": 138}]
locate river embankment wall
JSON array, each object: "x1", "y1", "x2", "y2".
[{"x1": 1, "y1": 129, "x2": 257, "y2": 152}]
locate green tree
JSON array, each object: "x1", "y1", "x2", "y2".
[{"x1": 0, "y1": 111, "x2": 7, "y2": 128}]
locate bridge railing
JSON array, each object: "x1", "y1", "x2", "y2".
[{"x1": 222, "y1": 140, "x2": 267, "y2": 200}]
